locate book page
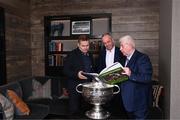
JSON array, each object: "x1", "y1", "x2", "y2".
[
  {"x1": 98, "y1": 62, "x2": 128, "y2": 85},
  {"x1": 99, "y1": 62, "x2": 123, "y2": 75}
]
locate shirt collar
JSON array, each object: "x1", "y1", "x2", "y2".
[
  {"x1": 127, "y1": 49, "x2": 135, "y2": 60},
  {"x1": 106, "y1": 46, "x2": 115, "y2": 52}
]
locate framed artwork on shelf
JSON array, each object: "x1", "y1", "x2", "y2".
[
  {"x1": 50, "y1": 20, "x2": 70, "y2": 37},
  {"x1": 71, "y1": 20, "x2": 91, "y2": 35}
]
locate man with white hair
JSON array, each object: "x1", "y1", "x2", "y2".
[{"x1": 119, "y1": 35, "x2": 153, "y2": 119}]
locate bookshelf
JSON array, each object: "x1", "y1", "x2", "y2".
[{"x1": 44, "y1": 13, "x2": 111, "y2": 77}]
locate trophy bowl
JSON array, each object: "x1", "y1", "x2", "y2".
[{"x1": 76, "y1": 81, "x2": 120, "y2": 119}]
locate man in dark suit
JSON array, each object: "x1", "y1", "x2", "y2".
[
  {"x1": 97, "y1": 33, "x2": 126, "y2": 116},
  {"x1": 97, "y1": 33, "x2": 125, "y2": 73},
  {"x1": 63, "y1": 35, "x2": 93, "y2": 116},
  {"x1": 119, "y1": 35, "x2": 153, "y2": 119}
]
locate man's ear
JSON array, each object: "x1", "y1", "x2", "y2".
[{"x1": 77, "y1": 43, "x2": 79, "y2": 47}]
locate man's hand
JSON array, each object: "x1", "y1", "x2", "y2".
[
  {"x1": 122, "y1": 67, "x2": 131, "y2": 77},
  {"x1": 78, "y1": 71, "x2": 87, "y2": 80}
]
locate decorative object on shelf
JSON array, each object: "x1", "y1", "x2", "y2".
[
  {"x1": 51, "y1": 21, "x2": 64, "y2": 37},
  {"x1": 71, "y1": 20, "x2": 91, "y2": 35}
]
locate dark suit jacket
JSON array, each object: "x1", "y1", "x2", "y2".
[
  {"x1": 97, "y1": 46, "x2": 125, "y2": 73},
  {"x1": 120, "y1": 50, "x2": 153, "y2": 112},
  {"x1": 63, "y1": 48, "x2": 93, "y2": 90}
]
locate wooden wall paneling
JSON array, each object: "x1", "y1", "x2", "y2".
[{"x1": 30, "y1": 0, "x2": 160, "y2": 80}]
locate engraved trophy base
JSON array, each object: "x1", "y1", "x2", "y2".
[{"x1": 85, "y1": 104, "x2": 110, "y2": 119}]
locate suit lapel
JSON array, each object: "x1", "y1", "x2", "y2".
[
  {"x1": 102, "y1": 48, "x2": 106, "y2": 65},
  {"x1": 114, "y1": 47, "x2": 119, "y2": 62},
  {"x1": 126, "y1": 50, "x2": 138, "y2": 67}
]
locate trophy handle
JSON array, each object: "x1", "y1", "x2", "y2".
[
  {"x1": 76, "y1": 84, "x2": 83, "y2": 93},
  {"x1": 113, "y1": 85, "x2": 120, "y2": 94}
]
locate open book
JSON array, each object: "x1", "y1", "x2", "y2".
[{"x1": 82, "y1": 62, "x2": 128, "y2": 85}]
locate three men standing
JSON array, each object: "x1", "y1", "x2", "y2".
[{"x1": 64, "y1": 34, "x2": 153, "y2": 119}]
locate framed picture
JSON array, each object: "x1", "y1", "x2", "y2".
[
  {"x1": 71, "y1": 20, "x2": 91, "y2": 35},
  {"x1": 51, "y1": 20, "x2": 70, "y2": 37}
]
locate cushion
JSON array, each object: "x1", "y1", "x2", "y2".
[
  {"x1": 0, "y1": 93, "x2": 14, "y2": 120},
  {"x1": 7, "y1": 90, "x2": 30, "y2": 116},
  {"x1": 28, "y1": 78, "x2": 52, "y2": 100}
]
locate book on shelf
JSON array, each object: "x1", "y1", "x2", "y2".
[
  {"x1": 49, "y1": 40, "x2": 63, "y2": 52},
  {"x1": 89, "y1": 40, "x2": 102, "y2": 51},
  {"x1": 48, "y1": 54, "x2": 65, "y2": 66},
  {"x1": 82, "y1": 62, "x2": 128, "y2": 85},
  {"x1": 48, "y1": 55, "x2": 54, "y2": 66}
]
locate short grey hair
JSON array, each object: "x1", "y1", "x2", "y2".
[{"x1": 119, "y1": 35, "x2": 135, "y2": 48}]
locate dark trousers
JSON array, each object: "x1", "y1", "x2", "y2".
[
  {"x1": 68, "y1": 88, "x2": 81, "y2": 115},
  {"x1": 68, "y1": 88, "x2": 91, "y2": 115},
  {"x1": 127, "y1": 108, "x2": 148, "y2": 120},
  {"x1": 103, "y1": 92, "x2": 127, "y2": 118}
]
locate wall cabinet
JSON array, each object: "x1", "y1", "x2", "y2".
[{"x1": 44, "y1": 13, "x2": 111, "y2": 77}]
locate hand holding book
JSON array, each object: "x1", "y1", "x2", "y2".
[
  {"x1": 121, "y1": 67, "x2": 131, "y2": 77},
  {"x1": 82, "y1": 62, "x2": 128, "y2": 85}
]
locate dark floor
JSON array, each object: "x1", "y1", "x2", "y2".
[
  {"x1": 45, "y1": 111, "x2": 127, "y2": 119},
  {"x1": 44, "y1": 94, "x2": 164, "y2": 119},
  {"x1": 45, "y1": 94, "x2": 128, "y2": 119}
]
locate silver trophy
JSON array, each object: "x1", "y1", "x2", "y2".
[{"x1": 76, "y1": 78, "x2": 120, "y2": 119}]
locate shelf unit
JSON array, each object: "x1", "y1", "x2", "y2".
[{"x1": 44, "y1": 13, "x2": 111, "y2": 77}]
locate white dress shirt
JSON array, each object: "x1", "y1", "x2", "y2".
[{"x1": 105, "y1": 46, "x2": 115, "y2": 67}]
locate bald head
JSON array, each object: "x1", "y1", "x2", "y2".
[{"x1": 102, "y1": 33, "x2": 114, "y2": 50}]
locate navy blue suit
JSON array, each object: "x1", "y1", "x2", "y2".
[
  {"x1": 97, "y1": 46, "x2": 125, "y2": 73},
  {"x1": 120, "y1": 50, "x2": 152, "y2": 119}
]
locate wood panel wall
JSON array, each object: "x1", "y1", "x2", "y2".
[
  {"x1": 0, "y1": 0, "x2": 31, "y2": 83},
  {"x1": 31, "y1": 0, "x2": 159, "y2": 80},
  {"x1": 0, "y1": 0, "x2": 159, "y2": 83}
]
